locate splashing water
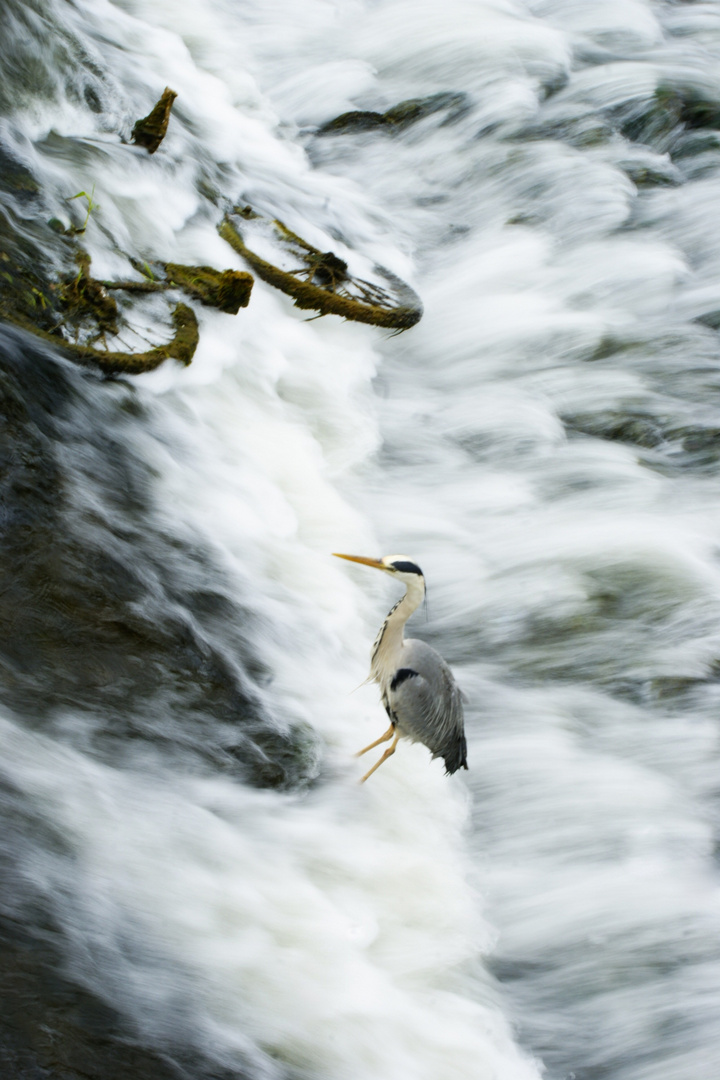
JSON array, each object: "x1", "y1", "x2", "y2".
[{"x1": 2, "y1": 2, "x2": 720, "y2": 1079}]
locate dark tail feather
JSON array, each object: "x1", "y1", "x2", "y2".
[{"x1": 443, "y1": 732, "x2": 468, "y2": 775}]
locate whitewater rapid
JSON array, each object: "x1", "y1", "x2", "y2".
[{"x1": 3, "y1": 1, "x2": 720, "y2": 1079}]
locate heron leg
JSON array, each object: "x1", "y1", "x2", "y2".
[
  {"x1": 360, "y1": 733, "x2": 400, "y2": 783},
  {"x1": 355, "y1": 724, "x2": 395, "y2": 758}
]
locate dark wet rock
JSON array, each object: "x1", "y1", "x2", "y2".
[
  {"x1": 515, "y1": 113, "x2": 615, "y2": 149},
  {"x1": 613, "y1": 84, "x2": 720, "y2": 159},
  {"x1": 0, "y1": 325, "x2": 320, "y2": 790},
  {"x1": 563, "y1": 407, "x2": 720, "y2": 472},
  {"x1": 617, "y1": 92, "x2": 684, "y2": 149},
  {"x1": 657, "y1": 85, "x2": 720, "y2": 132},
  {"x1": 131, "y1": 87, "x2": 177, "y2": 153},
  {"x1": 589, "y1": 335, "x2": 663, "y2": 364},
  {"x1": 672, "y1": 425, "x2": 720, "y2": 466},
  {"x1": 0, "y1": 913, "x2": 193, "y2": 1080},
  {"x1": 562, "y1": 411, "x2": 666, "y2": 449},
  {"x1": 0, "y1": 211, "x2": 62, "y2": 334},
  {"x1": 0, "y1": 148, "x2": 68, "y2": 336},
  {"x1": 0, "y1": 326, "x2": 316, "y2": 1077},
  {"x1": 316, "y1": 92, "x2": 469, "y2": 136},
  {"x1": 0, "y1": 0, "x2": 114, "y2": 123},
  {"x1": 0, "y1": 781, "x2": 255, "y2": 1080},
  {"x1": 0, "y1": 324, "x2": 318, "y2": 1077},
  {"x1": 538, "y1": 70, "x2": 571, "y2": 101},
  {"x1": 318, "y1": 109, "x2": 388, "y2": 134},
  {"x1": 679, "y1": 427, "x2": 720, "y2": 453},
  {"x1": 648, "y1": 675, "x2": 707, "y2": 702},
  {"x1": 670, "y1": 129, "x2": 720, "y2": 165},
  {"x1": 619, "y1": 159, "x2": 681, "y2": 188},
  {"x1": 526, "y1": 81, "x2": 720, "y2": 163},
  {"x1": 694, "y1": 309, "x2": 720, "y2": 331},
  {"x1": 0, "y1": 143, "x2": 40, "y2": 200}
]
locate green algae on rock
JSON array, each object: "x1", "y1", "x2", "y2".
[
  {"x1": 131, "y1": 86, "x2": 177, "y2": 153},
  {"x1": 0, "y1": 218, "x2": 60, "y2": 334},
  {"x1": 219, "y1": 207, "x2": 422, "y2": 330}
]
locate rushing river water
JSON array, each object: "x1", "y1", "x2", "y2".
[{"x1": 3, "y1": 1, "x2": 720, "y2": 1078}]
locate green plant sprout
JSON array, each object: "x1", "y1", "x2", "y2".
[{"x1": 67, "y1": 184, "x2": 98, "y2": 233}]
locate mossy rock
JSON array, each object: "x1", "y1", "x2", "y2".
[
  {"x1": 516, "y1": 113, "x2": 614, "y2": 149},
  {"x1": 562, "y1": 411, "x2": 666, "y2": 449},
  {"x1": 0, "y1": 327, "x2": 322, "y2": 1080},
  {"x1": 620, "y1": 160, "x2": 680, "y2": 188},
  {"x1": 318, "y1": 109, "x2": 388, "y2": 134},
  {"x1": 671, "y1": 129, "x2": 720, "y2": 163},
  {"x1": 0, "y1": 327, "x2": 322, "y2": 790},
  {"x1": 0, "y1": 210, "x2": 64, "y2": 333},
  {"x1": 615, "y1": 84, "x2": 720, "y2": 156},
  {"x1": 695, "y1": 309, "x2": 720, "y2": 330},
  {"x1": 316, "y1": 92, "x2": 468, "y2": 136},
  {"x1": 563, "y1": 410, "x2": 720, "y2": 472},
  {"x1": 668, "y1": 425, "x2": 720, "y2": 466},
  {"x1": 131, "y1": 86, "x2": 177, "y2": 153},
  {"x1": 660, "y1": 86, "x2": 720, "y2": 131},
  {"x1": 0, "y1": 144, "x2": 40, "y2": 200}
]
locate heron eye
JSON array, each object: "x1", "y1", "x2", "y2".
[{"x1": 391, "y1": 560, "x2": 423, "y2": 575}]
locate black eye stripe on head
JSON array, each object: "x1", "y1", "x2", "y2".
[{"x1": 391, "y1": 561, "x2": 423, "y2": 575}]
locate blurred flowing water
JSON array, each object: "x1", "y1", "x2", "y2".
[{"x1": 2, "y1": 1, "x2": 720, "y2": 1078}]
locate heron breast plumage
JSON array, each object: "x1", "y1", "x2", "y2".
[{"x1": 382, "y1": 639, "x2": 467, "y2": 774}]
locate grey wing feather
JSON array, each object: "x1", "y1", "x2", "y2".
[{"x1": 386, "y1": 639, "x2": 467, "y2": 773}]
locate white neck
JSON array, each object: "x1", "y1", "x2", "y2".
[{"x1": 370, "y1": 575, "x2": 425, "y2": 684}]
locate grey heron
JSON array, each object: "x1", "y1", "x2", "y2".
[{"x1": 334, "y1": 553, "x2": 467, "y2": 782}]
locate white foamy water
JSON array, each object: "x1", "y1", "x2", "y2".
[{"x1": 3, "y1": 1, "x2": 720, "y2": 1078}]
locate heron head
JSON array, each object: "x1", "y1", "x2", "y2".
[{"x1": 333, "y1": 552, "x2": 425, "y2": 585}]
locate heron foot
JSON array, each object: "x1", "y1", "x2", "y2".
[
  {"x1": 355, "y1": 724, "x2": 395, "y2": 758},
  {"x1": 360, "y1": 733, "x2": 400, "y2": 783}
]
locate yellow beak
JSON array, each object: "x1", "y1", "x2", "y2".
[{"x1": 332, "y1": 553, "x2": 386, "y2": 570}]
